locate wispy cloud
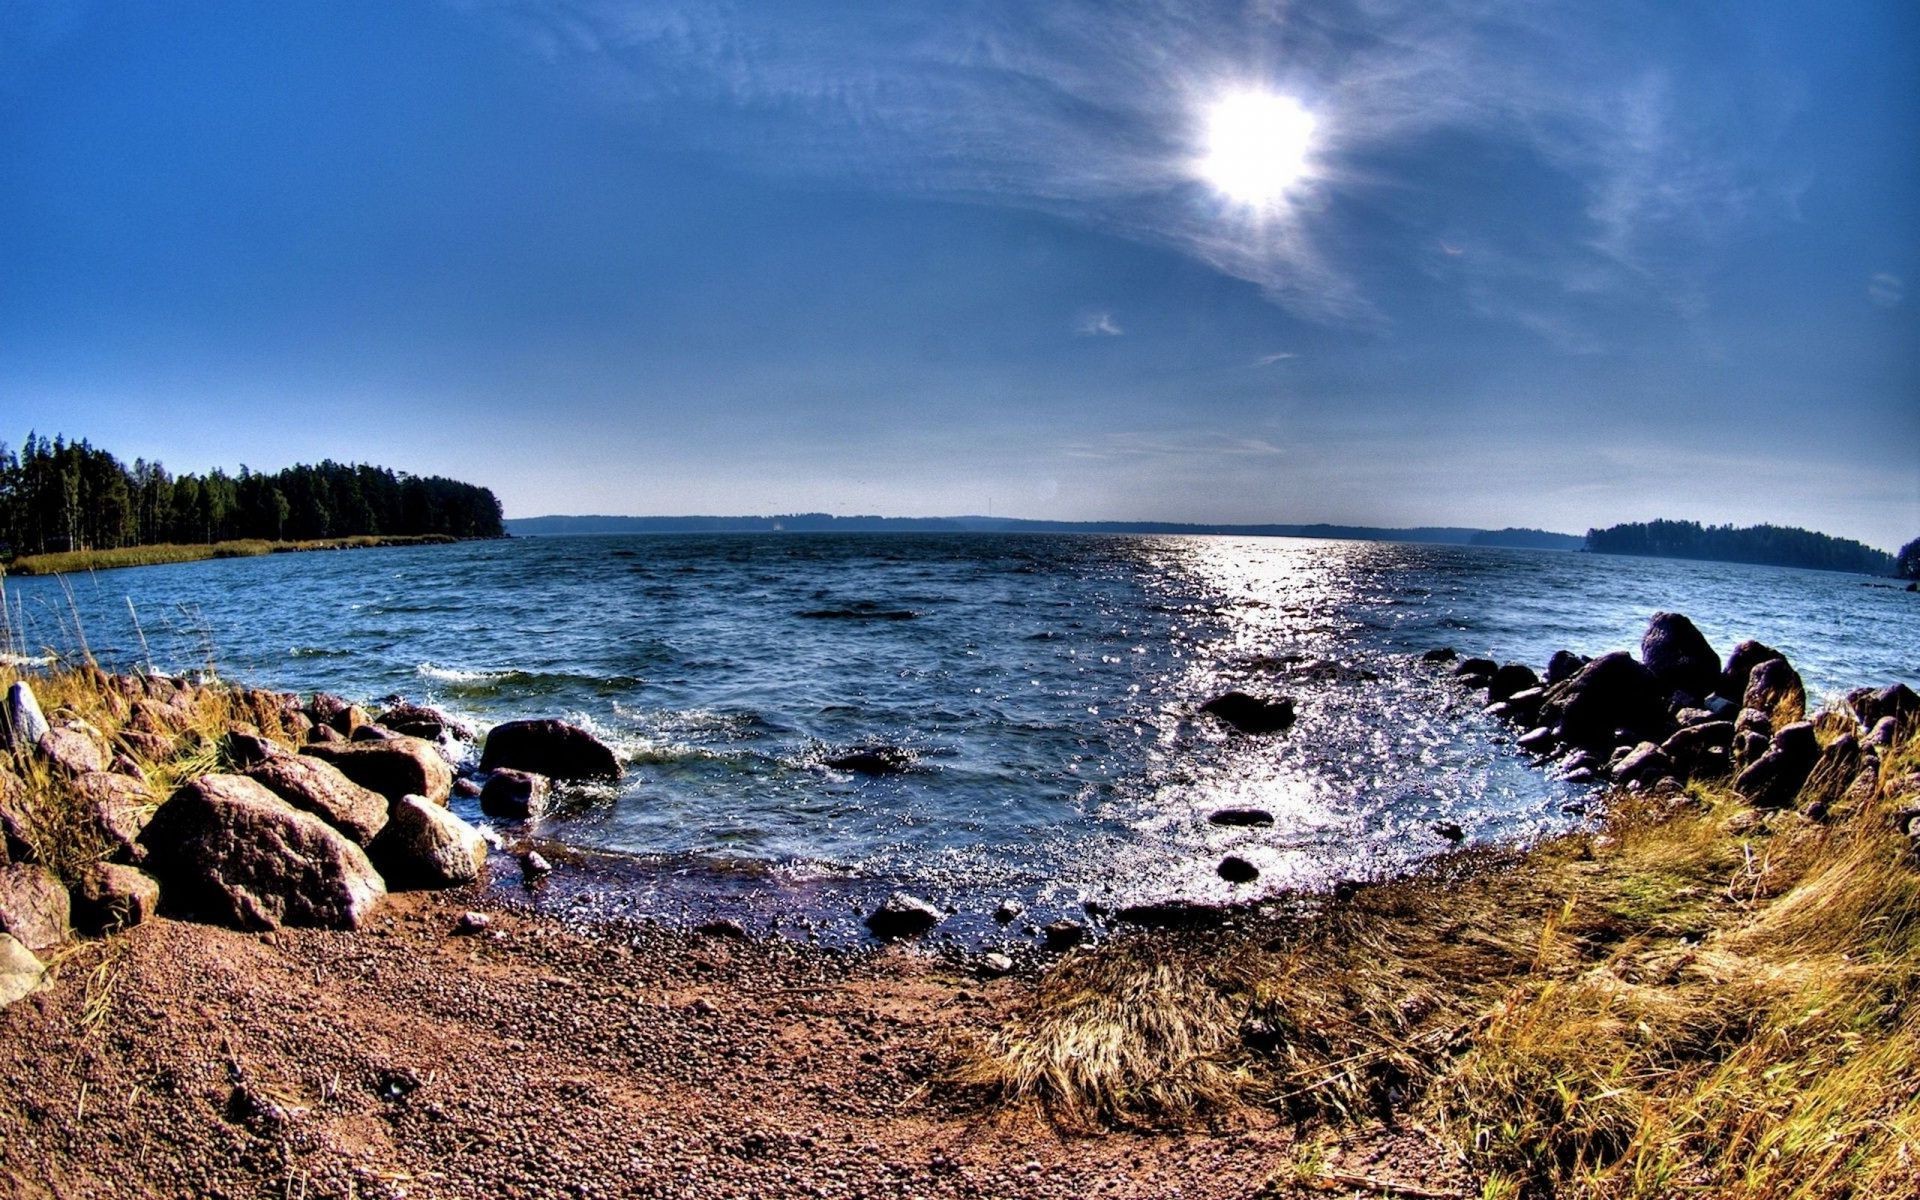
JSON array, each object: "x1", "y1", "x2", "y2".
[
  {"x1": 1076, "y1": 310, "x2": 1123, "y2": 336},
  {"x1": 1254, "y1": 351, "x2": 1297, "y2": 366},
  {"x1": 1062, "y1": 429, "x2": 1288, "y2": 461},
  {"x1": 464, "y1": 1, "x2": 1798, "y2": 342},
  {"x1": 1868, "y1": 273, "x2": 1905, "y2": 308}
]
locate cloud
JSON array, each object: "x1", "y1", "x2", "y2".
[
  {"x1": 1868, "y1": 272, "x2": 1905, "y2": 308},
  {"x1": 1076, "y1": 311, "x2": 1123, "y2": 336},
  {"x1": 1254, "y1": 351, "x2": 1297, "y2": 366},
  {"x1": 1063, "y1": 429, "x2": 1288, "y2": 461},
  {"x1": 464, "y1": 1, "x2": 1799, "y2": 341}
]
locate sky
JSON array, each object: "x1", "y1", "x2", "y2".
[{"x1": 0, "y1": 1, "x2": 1915, "y2": 548}]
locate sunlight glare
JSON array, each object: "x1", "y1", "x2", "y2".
[{"x1": 1196, "y1": 91, "x2": 1316, "y2": 208}]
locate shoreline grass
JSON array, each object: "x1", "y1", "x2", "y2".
[{"x1": 2, "y1": 534, "x2": 460, "y2": 577}]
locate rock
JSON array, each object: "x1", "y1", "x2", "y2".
[
  {"x1": 0, "y1": 863, "x2": 71, "y2": 951},
  {"x1": 1704, "y1": 695, "x2": 1738, "y2": 719},
  {"x1": 1207, "y1": 807, "x2": 1275, "y2": 827},
  {"x1": 2, "y1": 681, "x2": 50, "y2": 753},
  {"x1": 109, "y1": 752, "x2": 143, "y2": 778},
  {"x1": 1199, "y1": 692, "x2": 1296, "y2": 734},
  {"x1": 1673, "y1": 707, "x2": 1717, "y2": 728},
  {"x1": 1562, "y1": 767, "x2": 1598, "y2": 784},
  {"x1": 301, "y1": 736, "x2": 453, "y2": 805},
  {"x1": 1640, "y1": 612, "x2": 1721, "y2": 703},
  {"x1": 1540, "y1": 652, "x2": 1670, "y2": 750},
  {"x1": 1661, "y1": 721, "x2": 1735, "y2": 780},
  {"x1": 72, "y1": 771, "x2": 156, "y2": 862},
  {"x1": 220, "y1": 727, "x2": 283, "y2": 769},
  {"x1": 1217, "y1": 854, "x2": 1260, "y2": 882},
  {"x1": 1043, "y1": 918, "x2": 1088, "y2": 949},
  {"x1": 1866, "y1": 716, "x2": 1899, "y2": 750},
  {"x1": 1612, "y1": 742, "x2": 1675, "y2": 787},
  {"x1": 36, "y1": 727, "x2": 106, "y2": 776},
  {"x1": 1, "y1": 932, "x2": 47, "y2": 1010},
  {"x1": 993, "y1": 898, "x2": 1025, "y2": 923},
  {"x1": 1735, "y1": 707, "x2": 1773, "y2": 738},
  {"x1": 1421, "y1": 648, "x2": 1457, "y2": 663},
  {"x1": 865, "y1": 891, "x2": 944, "y2": 939},
  {"x1": 695, "y1": 918, "x2": 749, "y2": 940},
  {"x1": 1488, "y1": 664, "x2": 1540, "y2": 703},
  {"x1": 244, "y1": 755, "x2": 389, "y2": 845},
  {"x1": 452, "y1": 776, "x2": 482, "y2": 799},
  {"x1": 369, "y1": 796, "x2": 487, "y2": 890},
  {"x1": 376, "y1": 702, "x2": 476, "y2": 743},
  {"x1": 69, "y1": 863, "x2": 161, "y2": 934},
  {"x1": 1744, "y1": 659, "x2": 1807, "y2": 727},
  {"x1": 114, "y1": 728, "x2": 175, "y2": 762},
  {"x1": 138, "y1": 774, "x2": 386, "y2": 931},
  {"x1": 1517, "y1": 726, "x2": 1557, "y2": 754},
  {"x1": 0, "y1": 770, "x2": 32, "y2": 863},
  {"x1": 978, "y1": 951, "x2": 1015, "y2": 978},
  {"x1": 478, "y1": 719, "x2": 622, "y2": 782},
  {"x1": 821, "y1": 746, "x2": 915, "y2": 775},
  {"x1": 1544, "y1": 650, "x2": 1587, "y2": 686},
  {"x1": 520, "y1": 850, "x2": 553, "y2": 877},
  {"x1": 1735, "y1": 721, "x2": 1820, "y2": 809},
  {"x1": 1733, "y1": 730, "x2": 1770, "y2": 772},
  {"x1": 306, "y1": 693, "x2": 366, "y2": 735},
  {"x1": 1453, "y1": 657, "x2": 1497, "y2": 681},
  {"x1": 1431, "y1": 822, "x2": 1465, "y2": 843},
  {"x1": 1722, "y1": 640, "x2": 1786, "y2": 705},
  {"x1": 350, "y1": 723, "x2": 395, "y2": 742},
  {"x1": 454, "y1": 910, "x2": 492, "y2": 935},
  {"x1": 1112, "y1": 899, "x2": 1236, "y2": 929},
  {"x1": 306, "y1": 724, "x2": 345, "y2": 745},
  {"x1": 480, "y1": 769, "x2": 551, "y2": 820},
  {"x1": 1848, "y1": 684, "x2": 1919, "y2": 730}
]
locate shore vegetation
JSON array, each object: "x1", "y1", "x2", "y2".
[{"x1": 3, "y1": 533, "x2": 458, "y2": 577}]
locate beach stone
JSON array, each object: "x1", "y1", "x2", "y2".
[
  {"x1": 1722, "y1": 640, "x2": 1786, "y2": 705},
  {"x1": 1200, "y1": 691, "x2": 1296, "y2": 734},
  {"x1": 520, "y1": 849, "x2": 552, "y2": 878},
  {"x1": 244, "y1": 755, "x2": 389, "y2": 845},
  {"x1": 306, "y1": 724, "x2": 344, "y2": 745},
  {"x1": 479, "y1": 719, "x2": 622, "y2": 782},
  {"x1": 69, "y1": 863, "x2": 161, "y2": 934},
  {"x1": 1866, "y1": 716, "x2": 1899, "y2": 750},
  {"x1": 1848, "y1": 684, "x2": 1919, "y2": 731},
  {"x1": 221, "y1": 726, "x2": 283, "y2": 769},
  {"x1": 2, "y1": 681, "x2": 50, "y2": 753},
  {"x1": 1488, "y1": 663, "x2": 1539, "y2": 703},
  {"x1": 115, "y1": 728, "x2": 175, "y2": 763},
  {"x1": 454, "y1": 910, "x2": 492, "y2": 935},
  {"x1": 479, "y1": 768, "x2": 550, "y2": 820},
  {"x1": 376, "y1": 702, "x2": 476, "y2": 743},
  {"x1": 36, "y1": 727, "x2": 106, "y2": 777},
  {"x1": 1735, "y1": 721, "x2": 1820, "y2": 809},
  {"x1": 1217, "y1": 854, "x2": 1260, "y2": 882},
  {"x1": 1421, "y1": 648, "x2": 1457, "y2": 663},
  {"x1": 1043, "y1": 918, "x2": 1088, "y2": 949},
  {"x1": 0, "y1": 863, "x2": 70, "y2": 951},
  {"x1": 993, "y1": 898, "x2": 1025, "y2": 923},
  {"x1": 1208, "y1": 807, "x2": 1275, "y2": 827},
  {"x1": 1612, "y1": 741, "x2": 1675, "y2": 787},
  {"x1": 1744, "y1": 659, "x2": 1807, "y2": 727},
  {"x1": 978, "y1": 951, "x2": 1015, "y2": 978},
  {"x1": 1662, "y1": 721, "x2": 1735, "y2": 779},
  {"x1": 369, "y1": 796, "x2": 487, "y2": 890},
  {"x1": 1673, "y1": 707, "x2": 1717, "y2": 728},
  {"x1": 349, "y1": 723, "x2": 395, "y2": 742},
  {"x1": 301, "y1": 736, "x2": 452, "y2": 806},
  {"x1": 307, "y1": 693, "x2": 368, "y2": 735},
  {"x1": 1541, "y1": 652, "x2": 1669, "y2": 750},
  {"x1": 71, "y1": 771, "x2": 156, "y2": 863},
  {"x1": 1517, "y1": 726, "x2": 1557, "y2": 754},
  {"x1": 138, "y1": 773, "x2": 386, "y2": 931},
  {"x1": 0, "y1": 932, "x2": 46, "y2": 1011},
  {"x1": 865, "y1": 891, "x2": 943, "y2": 940},
  {"x1": 1453, "y1": 657, "x2": 1497, "y2": 681},
  {"x1": 822, "y1": 746, "x2": 915, "y2": 775},
  {"x1": 1544, "y1": 650, "x2": 1587, "y2": 686},
  {"x1": 1641, "y1": 612, "x2": 1721, "y2": 704}
]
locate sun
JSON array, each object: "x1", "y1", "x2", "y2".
[{"x1": 1196, "y1": 91, "x2": 1316, "y2": 208}]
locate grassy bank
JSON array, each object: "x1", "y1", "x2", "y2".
[
  {"x1": 957, "y1": 718, "x2": 1919, "y2": 1197},
  {"x1": 2, "y1": 534, "x2": 459, "y2": 577}
]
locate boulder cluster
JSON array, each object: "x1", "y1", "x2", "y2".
[
  {"x1": 1436, "y1": 612, "x2": 1916, "y2": 815},
  {"x1": 0, "y1": 671, "x2": 624, "y2": 1009}
]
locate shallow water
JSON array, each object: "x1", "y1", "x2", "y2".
[{"x1": 8, "y1": 534, "x2": 1916, "y2": 935}]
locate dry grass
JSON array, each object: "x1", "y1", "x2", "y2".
[
  {"x1": 956, "y1": 718, "x2": 1920, "y2": 1198},
  {"x1": 5, "y1": 534, "x2": 456, "y2": 576}
]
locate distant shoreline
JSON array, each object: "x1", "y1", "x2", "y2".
[{"x1": 2, "y1": 533, "x2": 469, "y2": 577}]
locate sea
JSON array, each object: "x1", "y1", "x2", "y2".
[{"x1": 6, "y1": 534, "x2": 1916, "y2": 941}]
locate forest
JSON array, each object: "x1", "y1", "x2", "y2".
[
  {"x1": 0, "y1": 433, "x2": 503, "y2": 558},
  {"x1": 1586, "y1": 519, "x2": 1900, "y2": 575}
]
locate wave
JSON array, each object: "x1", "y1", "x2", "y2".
[{"x1": 414, "y1": 662, "x2": 642, "y2": 696}]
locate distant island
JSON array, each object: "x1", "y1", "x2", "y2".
[
  {"x1": 0, "y1": 433, "x2": 503, "y2": 572},
  {"x1": 506, "y1": 512, "x2": 1586, "y2": 549},
  {"x1": 1586, "y1": 519, "x2": 1901, "y2": 576}
]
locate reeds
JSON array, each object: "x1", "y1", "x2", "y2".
[{"x1": 4, "y1": 534, "x2": 456, "y2": 576}]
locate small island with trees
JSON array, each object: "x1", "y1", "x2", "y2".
[{"x1": 1587, "y1": 518, "x2": 1915, "y2": 579}]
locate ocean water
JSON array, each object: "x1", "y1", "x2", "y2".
[{"x1": 7, "y1": 535, "x2": 1916, "y2": 936}]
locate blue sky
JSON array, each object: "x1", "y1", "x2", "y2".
[{"x1": 1, "y1": 1, "x2": 1914, "y2": 547}]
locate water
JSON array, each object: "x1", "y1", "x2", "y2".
[{"x1": 7, "y1": 535, "x2": 1916, "y2": 935}]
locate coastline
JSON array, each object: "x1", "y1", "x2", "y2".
[{"x1": 2, "y1": 534, "x2": 471, "y2": 578}]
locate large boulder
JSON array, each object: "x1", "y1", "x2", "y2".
[
  {"x1": 244, "y1": 755, "x2": 389, "y2": 845},
  {"x1": 375, "y1": 702, "x2": 476, "y2": 743},
  {"x1": 138, "y1": 774, "x2": 386, "y2": 931},
  {"x1": 71, "y1": 771, "x2": 156, "y2": 862},
  {"x1": 369, "y1": 796, "x2": 487, "y2": 889},
  {"x1": 1540, "y1": 652, "x2": 1669, "y2": 750},
  {"x1": 1735, "y1": 722, "x2": 1820, "y2": 809},
  {"x1": 0, "y1": 863, "x2": 71, "y2": 951},
  {"x1": 1488, "y1": 664, "x2": 1540, "y2": 703},
  {"x1": 1199, "y1": 692, "x2": 1296, "y2": 734},
  {"x1": 1661, "y1": 721, "x2": 1735, "y2": 780},
  {"x1": 307, "y1": 693, "x2": 367, "y2": 735},
  {"x1": 69, "y1": 863, "x2": 162, "y2": 934},
  {"x1": 1743, "y1": 659, "x2": 1807, "y2": 728},
  {"x1": 1641, "y1": 613, "x2": 1721, "y2": 703},
  {"x1": 1722, "y1": 640, "x2": 1786, "y2": 707},
  {"x1": 300, "y1": 737, "x2": 452, "y2": 806},
  {"x1": 1544, "y1": 650, "x2": 1588, "y2": 687},
  {"x1": 36, "y1": 726, "x2": 106, "y2": 777},
  {"x1": 479, "y1": 769, "x2": 550, "y2": 820},
  {"x1": 2, "y1": 681, "x2": 50, "y2": 754},
  {"x1": 1847, "y1": 684, "x2": 1919, "y2": 731},
  {"x1": 0, "y1": 932, "x2": 46, "y2": 1011},
  {"x1": 479, "y1": 719, "x2": 622, "y2": 782}
]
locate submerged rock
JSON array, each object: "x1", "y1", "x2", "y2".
[
  {"x1": 866, "y1": 891, "x2": 943, "y2": 940},
  {"x1": 993, "y1": 898, "x2": 1025, "y2": 923},
  {"x1": 1200, "y1": 691, "x2": 1296, "y2": 734},
  {"x1": 1421, "y1": 647, "x2": 1457, "y2": 663},
  {"x1": 1207, "y1": 807, "x2": 1275, "y2": 827},
  {"x1": 479, "y1": 719, "x2": 621, "y2": 783},
  {"x1": 138, "y1": 774, "x2": 386, "y2": 931},
  {"x1": 1217, "y1": 855, "x2": 1260, "y2": 882},
  {"x1": 822, "y1": 746, "x2": 915, "y2": 775}
]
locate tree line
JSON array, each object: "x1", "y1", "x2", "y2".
[
  {"x1": 0, "y1": 433, "x2": 504, "y2": 557},
  {"x1": 1586, "y1": 519, "x2": 1902, "y2": 575}
]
